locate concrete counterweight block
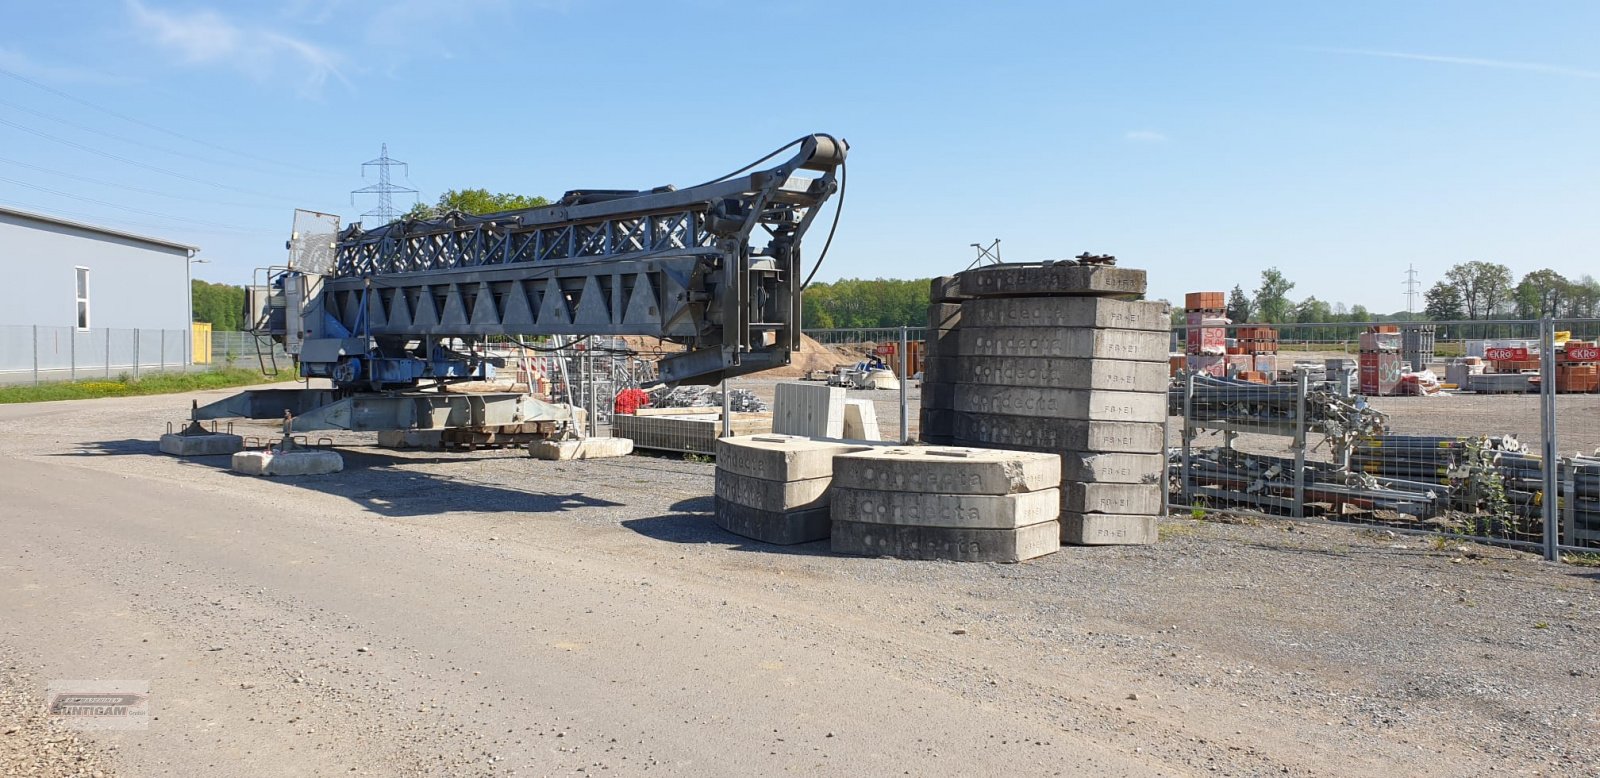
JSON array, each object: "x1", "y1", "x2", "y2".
[
  {"x1": 1060, "y1": 512, "x2": 1159, "y2": 545},
  {"x1": 957, "y1": 263, "x2": 1147, "y2": 299},
  {"x1": 231, "y1": 448, "x2": 344, "y2": 476},
  {"x1": 529, "y1": 437, "x2": 634, "y2": 461},
  {"x1": 159, "y1": 432, "x2": 244, "y2": 456},
  {"x1": 711, "y1": 435, "x2": 871, "y2": 545},
  {"x1": 772, "y1": 383, "x2": 847, "y2": 439},
  {"x1": 829, "y1": 447, "x2": 1061, "y2": 562}
]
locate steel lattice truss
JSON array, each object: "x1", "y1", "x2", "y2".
[{"x1": 315, "y1": 135, "x2": 845, "y2": 383}]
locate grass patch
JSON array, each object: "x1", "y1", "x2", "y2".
[
  {"x1": 1562, "y1": 552, "x2": 1600, "y2": 568},
  {"x1": 0, "y1": 368, "x2": 273, "y2": 404},
  {"x1": 1158, "y1": 522, "x2": 1200, "y2": 541}
]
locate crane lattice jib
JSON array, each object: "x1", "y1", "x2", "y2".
[{"x1": 316, "y1": 134, "x2": 845, "y2": 384}]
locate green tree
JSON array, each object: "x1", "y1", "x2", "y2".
[
  {"x1": 1226, "y1": 285, "x2": 1253, "y2": 322},
  {"x1": 1443, "y1": 261, "x2": 1513, "y2": 320},
  {"x1": 801, "y1": 278, "x2": 930, "y2": 328},
  {"x1": 1295, "y1": 296, "x2": 1331, "y2": 323},
  {"x1": 1424, "y1": 281, "x2": 1464, "y2": 321},
  {"x1": 405, "y1": 188, "x2": 551, "y2": 220},
  {"x1": 1568, "y1": 274, "x2": 1600, "y2": 318},
  {"x1": 1253, "y1": 267, "x2": 1296, "y2": 323},
  {"x1": 1512, "y1": 268, "x2": 1570, "y2": 319},
  {"x1": 191, "y1": 280, "x2": 245, "y2": 330}
]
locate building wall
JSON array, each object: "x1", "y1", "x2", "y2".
[{"x1": 0, "y1": 212, "x2": 191, "y2": 330}]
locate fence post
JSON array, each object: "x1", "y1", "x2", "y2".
[
  {"x1": 1293, "y1": 369, "x2": 1308, "y2": 520},
  {"x1": 31, "y1": 325, "x2": 38, "y2": 385},
  {"x1": 898, "y1": 325, "x2": 909, "y2": 444},
  {"x1": 70, "y1": 328, "x2": 76, "y2": 381},
  {"x1": 105, "y1": 328, "x2": 110, "y2": 378},
  {"x1": 1539, "y1": 317, "x2": 1559, "y2": 562},
  {"x1": 1181, "y1": 371, "x2": 1194, "y2": 507},
  {"x1": 134, "y1": 330, "x2": 140, "y2": 380},
  {"x1": 1562, "y1": 466, "x2": 1577, "y2": 555},
  {"x1": 160, "y1": 330, "x2": 166, "y2": 374}
]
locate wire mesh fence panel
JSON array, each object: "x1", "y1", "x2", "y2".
[
  {"x1": 0, "y1": 326, "x2": 198, "y2": 384},
  {"x1": 1169, "y1": 318, "x2": 1599, "y2": 552},
  {"x1": 1553, "y1": 318, "x2": 1600, "y2": 552}
]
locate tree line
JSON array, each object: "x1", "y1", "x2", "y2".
[
  {"x1": 802, "y1": 278, "x2": 929, "y2": 329},
  {"x1": 192, "y1": 280, "x2": 245, "y2": 330},
  {"x1": 1215, "y1": 263, "x2": 1600, "y2": 326}
]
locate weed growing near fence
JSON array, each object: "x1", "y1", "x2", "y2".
[{"x1": 0, "y1": 368, "x2": 274, "y2": 404}]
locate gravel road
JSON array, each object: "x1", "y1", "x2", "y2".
[{"x1": 1, "y1": 384, "x2": 1597, "y2": 776}]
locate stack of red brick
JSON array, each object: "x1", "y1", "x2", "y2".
[
  {"x1": 1558, "y1": 341, "x2": 1599, "y2": 393},
  {"x1": 1184, "y1": 291, "x2": 1227, "y2": 377}
]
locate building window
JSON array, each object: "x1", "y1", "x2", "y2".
[{"x1": 75, "y1": 266, "x2": 90, "y2": 330}]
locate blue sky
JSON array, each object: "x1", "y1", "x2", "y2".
[{"x1": 2, "y1": 1, "x2": 1597, "y2": 312}]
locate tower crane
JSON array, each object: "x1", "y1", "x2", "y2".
[{"x1": 190, "y1": 134, "x2": 846, "y2": 432}]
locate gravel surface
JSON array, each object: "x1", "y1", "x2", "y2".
[
  {"x1": 1, "y1": 384, "x2": 1597, "y2": 776},
  {"x1": 0, "y1": 643, "x2": 118, "y2": 777}
]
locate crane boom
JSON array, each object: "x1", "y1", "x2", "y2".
[{"x1": 196, "y1": 134, "x2": 846, "y2": 432}]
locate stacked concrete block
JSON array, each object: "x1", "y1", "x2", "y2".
[
  {"x1": 842, "y1": 399, "x2": 882, "y2": 441},
  {"x1": 948, "y1": 265, "x2": 1170, "y2": 545},
  {"x1": 920, "y1": 276, "x2": 968, "y2": 445},
  {"x1": 829, "y1": 447, "x2": 1061, "y2": 562},
  {"x1": 713, "y1": 435, "x2": 870, "y2": 545},
  {"x1": 772, "y1": 383, "x2": 846, "y2": 438}
]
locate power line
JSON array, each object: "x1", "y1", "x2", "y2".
[
  {"x1": 351, "y1": 143, "x2": 418, "y2": 224},
  {"x1": 0, "y1": 96, "x2": 312, "y2": 181},
  {"x1": 0, "y1": 195, "x2": 276, "y2": 237},
  {"x1": 0, "y1": 173, "x2": 262, "y2": 231},
  {"x1": 0, "y1": 155, "x2": 269, "y2": 210},
  {"x1": 0, "y1": 64, "x2": 342, "y2": 178},
  {"x1": 1404, "y1": 264, "x2": 1420, "y2": 315},
  {"x1": 0, "y1": 115, "x2": 292, "y2": 200}
]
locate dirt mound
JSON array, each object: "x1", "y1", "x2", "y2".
[{"x1": 609, "y1": 334, "x2": 857, "y2": 379}]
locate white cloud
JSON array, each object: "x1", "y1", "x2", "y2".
[
  {"x1": 124, "y1": 1, "x2": 352, "y2": 96},
  {"x1": 1124, "y1": 130, "x2": 1168, "y2": 143},
  {"x1": 1306, "y1": 47, "x2": 1600, "y2": 80}
]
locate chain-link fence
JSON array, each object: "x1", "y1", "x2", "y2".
[
  {"x1": 0, "y1": 324, "x2": 193, "y2": 385},
  {"x1": 1168, "y1": 317, "x2": 1600, "y2": 556}
]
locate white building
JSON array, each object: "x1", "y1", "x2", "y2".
[{"x1": 0, "y1": 206, "x2": 199, "y2": 383}]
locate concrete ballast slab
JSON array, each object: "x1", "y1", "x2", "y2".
[
  {"x1": 954, "y1": 357, "x2": 1169, "y2": 392},
  {"x1": 958, "y1": 264, "x2": 1146, "y2": 299},
  {"x1": 831, "y1": 447, "x2": 1060, "y2": 494},
  {"x1": 158, "y1": 432, "x2": 244, "y2": 456},
  {"x1": 714, "y1": 435, "x2": 870, "y2": 482},
  {"x1": 529, "y1": 437, "x2": 634, "y2": 460},
  {"x1": 1060, "y1": 451, "x2": 1166, "y2": 484},
  {"x1": 956, "y1": 326, "x2": 1169, "y2": 362},
  {"x1": 929, "y1": 275, "x2": 970, "y2": 303},
  {"x1": 714, "y1": 498, "x2": 831, "y2": 545},
  {"x1": 1060, "y1": 512, "x2": 1159, "y2": 545},
  {"x1": 830, "y1": 519, "x2": 1059, "y2": 562},
  {"x1": 952, "y1": 414, "x2": 1166, "y2": 454},
  {"x1": 772, "y1": 383, "x2": 846, "y2": 438},
  {"x1": 1064, "y1": 482, "x2": 1167, "y2": 515},
  {"x1": 231, "y1": 449, "x2": 344, "y2": 476},
  {"x1": 960, "y1": 297, "x2": 1172, "y2": 331},
  {"x1": 831, "y1": 487, "x2": 1060, "y2": 529},
  {"x1": 714, "y1": 469, "x2": 833, "y2": 512},
  {"x1": 953, "y1": 385, "x2": 1166, "y2": 423}
]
